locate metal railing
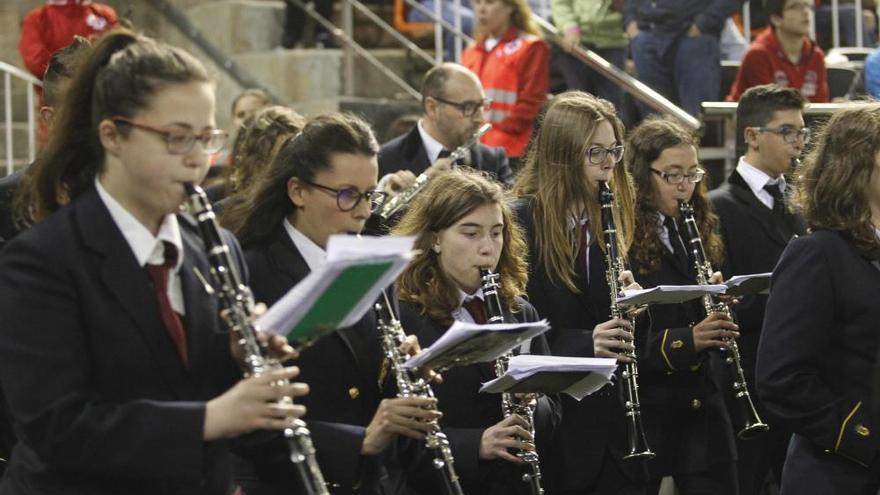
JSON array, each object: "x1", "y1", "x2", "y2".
[
  {"x1": 0, "y1": 61, "x2": 41, "y2": 176},
  {"x1": 741, "y1": 0, "x2": 871, "y2": 48}
]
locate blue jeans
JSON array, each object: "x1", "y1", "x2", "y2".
[
  {"x1": 630, "y1": 30, "x2": 721, "y2": 117},
  {"x1": 408, "y1": 0, "x2": 474, "y2": 61},
  {"x1": 554, "y1": 44, "x2": 626, "y2": 110}
]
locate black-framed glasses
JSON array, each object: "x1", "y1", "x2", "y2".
[
  {"x1": 430, "y1": 96, "x2": 493, "y2": 117},
  {"x1": 300, "y1": 179, "x2": 386, "y2": 212},
  {"x1": 755, "y1": 126, "x2": 811, "y2": 145},
  {"x1": 587, "y1": 145, "x2": 625, "y2": 165},
  {"x1": 650, "y1": 167, "x2": 706, "y2": 184},
  {"x1": 111, "y1": 116, "x2": 228, "y2": 154}
]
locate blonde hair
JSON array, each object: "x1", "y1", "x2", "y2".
[
  {"x1": 475, "y1": 0, "x2": 541, "y2": 38},
  {"x1": 393, "y1": 169, "x2": 529, "y2": 326},
  {"x1": 513, "y1": 91, "x2": 635, "y2": 292}
]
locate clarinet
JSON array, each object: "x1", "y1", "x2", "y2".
[
  {"x1": 480, "y1": 269, "x2": 544, "y2": 495},
  {"x1": 374, "y1": 123, "x2": 492, "y2": 221},
  {"x1": 599, "y1": 182, "x2": 655, "y2": 461},
  {"x1": 678, "y1": 201, "x2": 769, "y2": 440},
  {"x1": 184, "y1": 183, "x2": 330, "y2": 495},
  {"x1": 373, "y1": 292, "x2": 465, "y2": 495}
]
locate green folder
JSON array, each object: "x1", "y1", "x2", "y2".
[{"x1": 286, "y1": 261, "x2": 393, "y2": 343}]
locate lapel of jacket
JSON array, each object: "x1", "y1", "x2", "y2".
[
  {"x1": 401, "y1": 126, "x2": 432, "y2": 176},
  {"x1": 727, "y1": 171, "x2": 793, "y2": 247},
  {"x1": 177, "y1": 218, "x2": 222, "y2": 383},
  {"x1": 267, "y1": 227, "x2": 364, "y2": 373},
  {"x1": 76, "y1": 188, "x2": 192, "y2": 398}
]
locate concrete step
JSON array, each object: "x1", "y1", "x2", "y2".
[{"x1": 187, "y1": 0, "x2": 285, "y2": 56}]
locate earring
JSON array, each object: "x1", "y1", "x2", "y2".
[{"x1": 433, "y1": 244, "x2": 441, "y2": 254}]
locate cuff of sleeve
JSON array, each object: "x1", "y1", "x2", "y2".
[
  {"x1": 659, "y1": 327, "x2": 698, "y2": 372},
  {"x1": 830, "y1": 400, "x2": 878, "y2": 467}
]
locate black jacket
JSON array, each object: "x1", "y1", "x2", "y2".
[
  {"x1": 0, "y1": 169, "x2": 25, "y2": 252},
  {"x1": 397, "y1": 297, "x2": 560, "y2": 495},
  {"x1": 757, "y1": 230, "x2": 880, "y2": 477},
  {"x1": 378, "y1": 126, "x2": 514, "y2": 188},
  {"x1": 629, "y1": 220, "x2": 736, "y2": 477},
  {"x1": 512, "y1": 197, "x2": 648, "y2": 492}
]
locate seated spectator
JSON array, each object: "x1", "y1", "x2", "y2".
[
  {"x1": 211, "y1": 88, "x2": 272, "y2": 170},
  {"x1": 463, "y1": 0, "x2": 549, "y2": 166},
  {"x1": 864, "y1": 46, "x2": 880, "y2": 96},
  {"x1": 553, "y1": 0, "x2": 629, "y2": 109},
  {"x1": 727, "y1": 0, "x2": 829, "y2": 102},
  {"x1": 625, "y1": 0, "x2": 740, "y2": 117},
  {"x1": 282, "y1": 0, "x2": 336, "y2": 48}
]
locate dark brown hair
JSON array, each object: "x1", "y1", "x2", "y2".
[
  {"x1": 234, "y1": 113, "x2": 379, "y2": 248},
  {"x1": 42, "y1": 36, "x2": 91, "y2": 107},
  {"x1": 393, "y1": 168, "x2": 528, "y2": 326},
  {"x1": 795, "y1": 103, "x2": 880, "y2": 253},
  {"x1": 625, "y1": 116, "x2": 724, "y2": 274},
  {"x1": 17, "y1": 28, "x2": 210, "y2": 225}
]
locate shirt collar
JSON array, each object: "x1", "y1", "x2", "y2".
[
  {"x1": 283, "y1": 218, "x2": 326, "y2": 272},
  {"x1": 95, "y1": 178, "x2": 183, "y2": 271},
  {"x1": 457, "y1": 287, "x2": 485, "y2": 306},
  {"x1": 737, "y1": 157, "x2": 787, "y2": 196},
  {"x1": 417, "y1": 119, "x2": 447, "y2": 165}
]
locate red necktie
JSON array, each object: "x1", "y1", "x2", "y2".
[
  {"x1": 145, "y1": 241, "x2": 188, "y2": 366},
  {"x1": 462, "y1": 297, "x2": 488, "y2": 324}
]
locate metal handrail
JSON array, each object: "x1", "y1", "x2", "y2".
[
  {"x1": 148, "y1": 0, "x2": 286, "y2": 104},
  {"x1": 531, "y1": 16, "x2": 701, "y2": 130},
  {"x1": 0, "y1": 61, "x2": 41, "y2": 176},
  {"x1": 741, "y1": 0, "x2": 865, "y2": 48},
  {"x1": 289, "y1": 0, "x2": 422, "y2": 101}
]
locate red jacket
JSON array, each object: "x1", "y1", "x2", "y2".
[
  {"x1": 18, "y1": 0, "x2": 118, "y2": 79},
  {"x1": 462, "y1": 28, "x2": 549, "y2": 158},
  {"x1": 727, "y1": 28, "x2": 828, "y2": 103}
]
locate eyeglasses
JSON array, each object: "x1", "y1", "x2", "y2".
[
  {"x1": 755, "y1": 126, "x2": 811, "y2": 145},
  {"x1": 430, "y1": 96, "x2": 493, "y2": 117},
  {"x1": 111, "y1": 116, "x2": 228, "y2": 154},
  {"x1": 650, "y1": 167, "x2": 706, "y2": 184},
  {"x1": 587, "y1": 145, "x2": 625, "y2": 165},
  {"x1": 300, "y1": 179, "x2": 386, "y2": 212}
]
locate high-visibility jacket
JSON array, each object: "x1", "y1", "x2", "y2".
[
  {"x1": 462, "y1": 28, "x2": 549, "y2": 158},
  {"x1": 18, "y1": 0, "x2": 118, "y2": 79}
]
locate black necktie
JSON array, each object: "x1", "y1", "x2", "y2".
[
  {"x1": 437, "y1": 149, "x2": 451, "y2": 160},
  {"x1": 664, "y1": 216, "x2": 691, "y2": 273},
  {"x1": 763, "y1": 183, "x2": 785, "y2": 215}
]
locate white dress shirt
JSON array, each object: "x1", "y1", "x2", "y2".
[
  {"x1": 95, "y1": 178, "x2": 185, "y2": 315},
  {"x1": 283, "y1": 218, "x2": 326, "y2": 272},
  {"x1": 736, "y1": 157, "x2": 787, "y2": 210},
  {"x1": 417, "y1": 119, "x2": 448, "y2": 165}
]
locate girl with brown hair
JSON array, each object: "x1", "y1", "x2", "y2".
[
  {"x1": 625, "y1": 116, "x2": 739, "y2": 494},
  {"x1": 757, "y1": 104, "x2": 880, "y2": 495},
  {"x1": 512, "y1": 90, "x2": 645, "y2": 494},
  {"x1": 393, "y1": 167, "x2": 559, "y2": 495}
]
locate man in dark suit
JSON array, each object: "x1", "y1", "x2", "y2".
[
  {"x1": 378, "y1": 63, "x2": 514, "y2": 192},
  {"x1": 0, "y1": 36, "x2": 90, "y2": 251},
  {"x1": 709, "y1": 84, "x2": 809, "y2": 495}
]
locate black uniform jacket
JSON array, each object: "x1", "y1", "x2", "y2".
[
  {"x1": 757, "y1": 230, "x2": 880, "y2": 471},
  {"x1": 243, "y1": 224, "x2": 405, "y2": 494},
  {"x1": 512, "y1": 197, "x2": 648, "y2": 492},
  {"x1": 0, "y1": 186, "x2": 259, "y2": 494},
  {"x1": 709, "y1": 170, "x2": 806, "y2": 392},
  {"x1": 629, "y1": 233, "x2": 736, "y2": 477},
  {"x1": 378, "y1": 126, "x2": 514, "y2": 188},
  {"x1": 397, "y1": 297, "x2": 560, "y2": 495}
]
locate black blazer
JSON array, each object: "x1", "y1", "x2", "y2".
[
  {"x1": 242, "y1": 225, "x2": 398, "y2": 494},
  {"x1": 629, "y1": 232, "x2": 736, "y2": 477},
  {"x1": 512, "y1": 198, "x2": 647, "y2": 492},
  {"x1": 709, "y1": 170, "x2": 806, "y2": 389},
  {"x1": 757, "y1": 230, "x2": 880, "y2": 479},
  {"x1": 0, "y1": 187, "x2": 248, "y2": 494},
  {"x1": 397, "y1": 298, "x2": 560, "y2": 495},
  {"x1": 378, "y1": 126, "x2": 514, "y2": 188}
]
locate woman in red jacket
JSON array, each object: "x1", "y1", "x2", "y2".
[{"x1": 463, "y1": 0, "x2": 549, "y2": 167}]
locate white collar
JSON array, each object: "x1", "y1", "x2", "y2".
[
  {"x1": 95, "y1": 178, "x2": 183, "y2": 271},
  {"x1": 417, "y1": 119, "x2": 448, "y2": 165},
  {"x1": 737, "y1": 157, "x2": 787, "y2": 196},
  {"x1": 457, "y1": 287, "x2": 485, "y2": 307},
  {"x1": 283, "y1": 218, "x2": 326, "y2": 272}
]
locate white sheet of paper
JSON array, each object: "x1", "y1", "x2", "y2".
[
  {"x1": 617, "y1": 284, "x2": 726, "y2": 306},
  {"x1": 402, "y1": 320, "x2": 551, "y2": 370},
  {"x1": 479, "y1": 354, "x2": 618, "y2": 400}
]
